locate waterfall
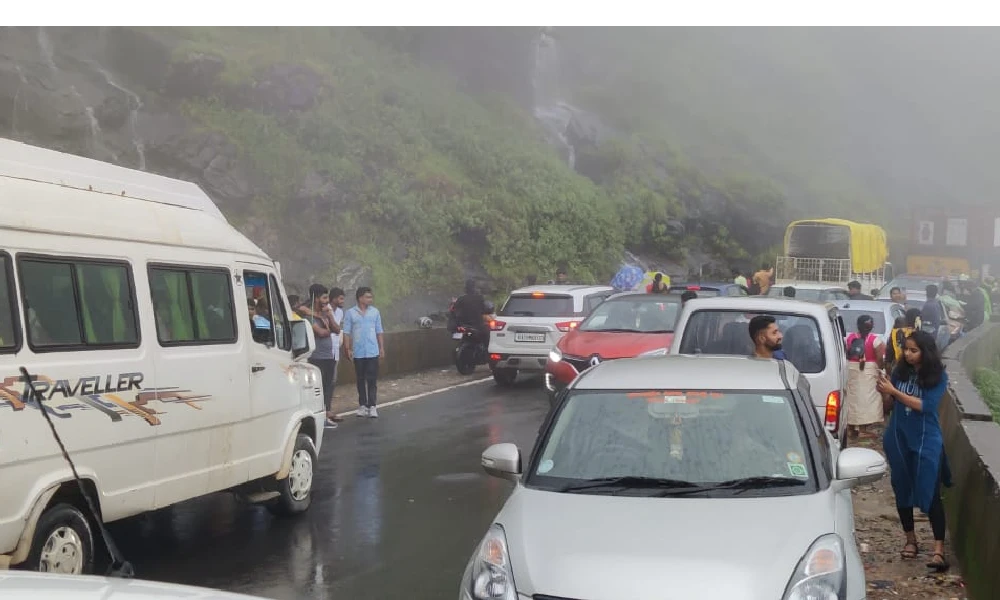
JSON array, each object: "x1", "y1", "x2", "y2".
[
  {"x1": 37, "y1": 28, "x2": 57, "y2": 74},
  {"x1": 93, "y1": 64, "x2": 146, "y2": 170},
  {"x1": 531, "y1": 29, "x2": 576, "y2": 170}
]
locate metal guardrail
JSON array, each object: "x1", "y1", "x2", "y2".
[{"x1": 775, "y1": 256, "x2": 886, "y2": 289}]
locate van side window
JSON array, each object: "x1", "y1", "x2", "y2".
[
  {"x1": 149, "y1": 266, "x2": 236, "y2": 345},
  {"x1": 244, "y1": 271, "x2": 275, "y2": 346},
  {"x1": 0, "y1": 253, "x2": 19, "y2": 352},
  {"x1": 19, "y1": 257, "x2": 139, "y2": 350},
  {"x1": 268, "y1": 275, "x2": 291, "y2": 351}
]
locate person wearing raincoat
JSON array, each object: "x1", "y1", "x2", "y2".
[{"x1": 877, "y1": 330, "x2": 951, "y2": 572}]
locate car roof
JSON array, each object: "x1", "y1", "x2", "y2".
[
  {"x1": 670, "y1": 282, "x2": 734, "y2": 289},
  {"x1": 680, "y1": 296, "x2": 836, "y2": 316},
  {"x1": 774, "y1": 282, "x2": 845, "y2": 290},
  {"x1": 509, "y1": 285, "x2": 613, "y2": 295},
  {"x1": 0, "y1": 571, "x2": 265, "y2": 599},
  {"x1": 835, "y1": 300, "x2": 903, "y2": 311},
  {"x1": 574, "y1": 354, "x2": 802, "y2": 391},
  {"x1": 605, "y1": 291, "x2": 682, "y2": 301}
]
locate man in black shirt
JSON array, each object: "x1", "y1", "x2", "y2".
[
  {"x1": 453, "y1": 280, "x2": 488, "y2": 342},
  {"x1": 847, "y1": 281, "x2": 873, "y2": 300}
]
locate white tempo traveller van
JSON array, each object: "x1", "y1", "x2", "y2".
[{"x1": 0, "y1": 139, "x2": 326, "y2": 574}]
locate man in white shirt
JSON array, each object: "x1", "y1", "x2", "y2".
[{"x1": 324, "y1": 287, "x2": 346, "y2": 422}]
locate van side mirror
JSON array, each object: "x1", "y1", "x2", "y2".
[
  {"x1": 832, "y1": 447, "x2": 886, "y2": 492},
  {"x1": 291, "y1": 320, "x2": 311, "y2": 358}
]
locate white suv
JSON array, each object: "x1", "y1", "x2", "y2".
[
  {"x1": 670, "y1": 296, "x2": 851, "y2": 447},
  {"x1": 489, "y1": 285, "x2": 614, "y2": 386}
]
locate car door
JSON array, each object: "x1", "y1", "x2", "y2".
[{"x1": 238, "y1": 264, "x2": 301, "y2": 481}]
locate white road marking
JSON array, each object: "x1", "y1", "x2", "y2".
[{"x1": 334, "y1": 376, "x2": 492, "y2": 417}]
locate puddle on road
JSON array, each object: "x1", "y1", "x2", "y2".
[{"x1": 433, "y1": 472, "x2": 483, "y2": 483}]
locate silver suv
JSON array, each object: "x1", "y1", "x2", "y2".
[{"x1": 488, "y1": 285, "x2": 614, "y2": 386}]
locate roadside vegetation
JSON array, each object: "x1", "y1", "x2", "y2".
[{"x1": 974, "y1": 362, "x2": 1000, "y2": 421}]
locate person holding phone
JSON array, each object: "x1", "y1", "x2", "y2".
[{"x1": 877, "y1": 331, "x2": 951, "y2": 572}]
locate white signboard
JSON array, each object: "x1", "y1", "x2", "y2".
[
  {"x1": 995, "y1": 217, "x2": 1000, "y2": 247},
  {"x1": 918, "y1": 221, "x2": 935, "y2": 245},
  {"x1": 946, "y1": 218, "x2": 968, "y2": 247}
]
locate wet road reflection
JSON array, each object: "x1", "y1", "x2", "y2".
[{"x1": 108, "y1": 379, "x2": 549, "y2": 599}]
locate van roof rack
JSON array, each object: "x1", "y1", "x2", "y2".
[{"x1": 0, "y1": 138, "x2": 226, "y2": 222}]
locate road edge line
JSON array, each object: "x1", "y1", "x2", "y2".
[{"x1": 334, "y1": 376, "x2": 492, "y2": 417}]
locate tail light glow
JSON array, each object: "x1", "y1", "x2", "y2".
[
  {"x1": 555, "y1": 321, "x2": 580, "y2": 332},
  {"x1": 489, "y1": 353, "x2": 502, "y2": 362},
  {"x1": 825, "y1": 391, "x2": 841, "y2": 431},
  {"x1": 489, "y1": 319, "x2": 507, "y2": 331}
]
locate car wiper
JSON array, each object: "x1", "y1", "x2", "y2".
[
  {"x1": 556, "y1": 476, "x2": 701, "y2": 494},
  {"x1": 592, "y1": 328, "x2": 640, "y2": 333},
  {"x1": 710, "y1": 476, "x2": 808, "y2": 495}
]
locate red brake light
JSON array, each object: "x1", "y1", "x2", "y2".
[
  {"x1": 687, "y1": 285, "x2": 701, "y2": 291},
  {"x1": 556, "y1": 321, "x2": 580, "y2": 332},
  {"x1": 531, "y1": 292, "x2": 545, "y2": 298},
  {"x1": 825, "y1": 391, "x2": 841, "y2": 431},
  {"x1": 489, "y1": 353, "x2": 502, "y2": 361},
  {"x1": 489, "y1": 319, "x2": 506, "y2": 331}
]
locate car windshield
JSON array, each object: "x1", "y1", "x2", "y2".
[
  {"x1": 499, "y1": 294, "x2": 574, "y2": 317},
  {"x1": 580, "y1": 296, "x2": 681, "y2": 332},
  {"x1": 677, "y1": 310, "x2": 826, "y2": 374},
  {"x1": 880, "y1": 277, "x2": 940, "y2": 295},
  {"x1": 528, "y1": 389, "x2": 814, "y2": 495},
  {"x1": 840, "y1": 309, "x2": 887, "y2": 334},
  {"x1": 768, "y1": 287, "x2": 825, "y2": 301}
]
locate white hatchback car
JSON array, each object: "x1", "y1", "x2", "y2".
[
  {"x1": 670, "y1": 297, "x2": 851, "y2": 447},
  {"x1": 462, "y1": 355, "x2": 884, "y2": 600},
  {"x1": 488, "y1": 285, "x2": 614, "y2": 386}
]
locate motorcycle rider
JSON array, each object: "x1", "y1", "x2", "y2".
[{"x1": 452, "y1": 279, "x2": 489, "y2": 344}]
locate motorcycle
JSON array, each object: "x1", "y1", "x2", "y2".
[{"x1": 453, "y1": 326, "x2": 488, "y2": 375}]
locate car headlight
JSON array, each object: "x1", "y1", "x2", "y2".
[
  {"x1": 782, "y1": 534, "x2": 846, "y2": 600},
  {"x1": 547, "y1": 348, "x2": 562, "y2": 363},
  {"x1": 638, "y1": 347, "x2": 667, "y2": 358},
  {"x1": 459, "y1": 524, "x2": 517, "y2": 600}
]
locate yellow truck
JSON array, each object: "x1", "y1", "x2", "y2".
[{"x1": 776, "y1": 218, "x2": 892, "y2": 290}]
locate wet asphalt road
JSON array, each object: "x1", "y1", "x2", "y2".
[{"x1": 107, "y1": 377, "x2": 549, "y2": 599}]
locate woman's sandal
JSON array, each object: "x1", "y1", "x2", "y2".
[
  {"x1": 926, "y1": 552, "x2": 950, "y2": 572},
  {"x1": 900, "y1": 542, "x2": 919, "y2": 559}
]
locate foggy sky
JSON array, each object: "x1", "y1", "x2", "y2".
[{"x1": 559, "y1": 27, "x2": 1000, "y2": 214}]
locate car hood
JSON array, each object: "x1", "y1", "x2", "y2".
[
  {"x1": 0, "y1": 572, "x2": 264, "y2": 599},
  {"x1": 560, "y1": 330, "x2": 673, "y2": 359},
  {"x1": 500, "y1": 487, "x2": 836, "y2": 600}
]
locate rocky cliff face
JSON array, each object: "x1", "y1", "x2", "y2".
[
  {"x1": 0, "y1": 27, "x2": 784, "y2": 326},
  {"x1": 1, "y1": 28, "x2": 339, "y2": 289}
]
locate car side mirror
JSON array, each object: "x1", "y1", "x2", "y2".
[
  {"x1": 482, "y1": 443, "x2": 521, "y2": 482},
  {"x1": 291, "y1": 320, "x2": 311, "y2": 358},
  {"x1": 832, "y1": 447, "x2": 886, "y2": 491}
]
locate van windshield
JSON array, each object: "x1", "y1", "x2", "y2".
[{"x1": 678, "y1": 310, "x2": 826, "y2": 374}]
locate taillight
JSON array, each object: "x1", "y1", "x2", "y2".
[
  {"x1": 825, "y1": 391, "x2": 841, "y2": 431},
  {"x1": 489, "y1": 353, "x2": 502, "y2": 361},
  {"x1": 489, "y1": 319, "x2": 506, "y2": 331},
  {"x1": 555, "y1": 321, "x2": 580, "y2": 332}
]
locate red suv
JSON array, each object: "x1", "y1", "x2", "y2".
[{"x1": 545, "y1": 292, "x2": 682, "y2": 395}]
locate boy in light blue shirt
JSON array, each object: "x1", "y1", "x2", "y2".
[{"x1": 343, "y1": 286, "x2": 385, "y2": 418}]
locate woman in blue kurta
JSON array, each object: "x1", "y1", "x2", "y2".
[{"x1": 877, "y1": 330, "x2": 951, "y2": 571}]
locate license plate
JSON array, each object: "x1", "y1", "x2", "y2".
[
  {"x1": 452, "y1": 332, "x2": 463, "y2": 340},
  {"x1": 515, "y1": 332, "x2": 546, "y2": 343}
]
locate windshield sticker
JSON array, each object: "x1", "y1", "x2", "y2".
[
  {"x1": 762, "y1": 395, "x2": 786, "y2": 404},
  {"x1": 787, "y1": 462, "x2": 809, "y2": 478},
  {"x1": 664, "y1": 395, "x2": 687, "y2": 404},
  {"x1": 786, "y1": 452, "x2": 803, "y2": 463},
  {"x1": 537, "y1": 459, "x2": 554, "y2": 474}
]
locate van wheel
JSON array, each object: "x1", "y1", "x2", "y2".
[
  {"x1": 25, "y1": 503, "x2": 95, "y2": 575},
  {"x1": 268, "y1": 434, "x2": 316, "y2": 516},
  {"x1": 493, "y1": 368, "x2": 517, "y2": 387}
]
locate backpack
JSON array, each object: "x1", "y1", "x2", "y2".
[{"x1": 846, "y1": 334, "x2": 866, "y2": 362}]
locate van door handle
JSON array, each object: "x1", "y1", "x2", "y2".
[{"x1": 251, "y1": 364, "x2": 266, "y2": 373}]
